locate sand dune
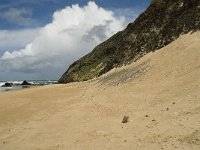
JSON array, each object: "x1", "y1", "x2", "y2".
[{"x1": 0, "y1": 32, "x2": 200, "y2": 150}]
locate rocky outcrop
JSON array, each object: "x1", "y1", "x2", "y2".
[
  {"x1": 21, "y1": 80, "x2": 31, "y2": 86},
  {"x1": 2, "y1": 83, "x2": 13, "y2": 87},
  {"x1": 59, "y1": 0, "x2": 200, "y2": 83}
]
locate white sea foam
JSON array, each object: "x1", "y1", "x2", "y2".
[
  {"x1": 0, "y1": 82, "x2": 6, "y2": 86},
  {"x1": 0, "y1": 80, "x2": 57, "y2": 88},
  {"x1": 0, "y1": 80, "x2": 57, "y2": 91},
  {"x1": 12, "y1": 81, "x2": 23, "y2": 85}
]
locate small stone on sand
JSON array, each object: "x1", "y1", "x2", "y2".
[{"x1": 122, "y1": 116, "x2": 129, "y2": 123}]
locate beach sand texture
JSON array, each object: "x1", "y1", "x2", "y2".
[{"x1": 0, "y1": 32, "x2": 200, "y2": 150}]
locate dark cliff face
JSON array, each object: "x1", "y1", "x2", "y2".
[{"x1": 59, "y1": 0, "x2": 200, "y2": 83}]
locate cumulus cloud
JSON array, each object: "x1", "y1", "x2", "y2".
[
  {"x1": 0, "y1": 2, "x2": 126, "y2": 80},
  {"x1": 0, "y1": 7, "x2": 36, "y2": 26},
  {"x1": 0, "y1": 28, "x2": 40, "y2": 53}
]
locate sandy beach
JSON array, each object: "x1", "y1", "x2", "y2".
[{"x1": 0, "y1": 32, "x2": 200, "y2": 150}]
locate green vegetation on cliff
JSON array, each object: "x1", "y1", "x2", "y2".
[{"x1": 59, "y1": 0, "x2": 200, "y2": 83}]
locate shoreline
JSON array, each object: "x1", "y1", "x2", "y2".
[
  {"x1": 0, "y1": 84, "x2": 50, "y2": 92},
  {"x1": 0, "y1": 80, "x2": 58, "y2": 92}
]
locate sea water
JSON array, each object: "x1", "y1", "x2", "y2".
[{"x1": 0, "y1": 80, "x2": 57, "y2": 91}]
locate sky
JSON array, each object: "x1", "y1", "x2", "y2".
[{"x1": 0, "y1": 0, "x2": 151, "y2": 81}]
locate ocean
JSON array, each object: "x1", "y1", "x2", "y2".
[{"x1": 0, "y1": 80, "x2": 57, "y2": 91}]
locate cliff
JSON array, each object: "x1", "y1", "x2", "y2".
[{"x1": 59, "y1": 0, "x2": 200, "y2": 83}]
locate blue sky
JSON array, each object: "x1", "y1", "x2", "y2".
[
  {"x1": 0, "y1": 0, "x2": 151, "y2": 81},
  {"x1": 0, "y1": 0, "x2": 151, "y2": 29}
]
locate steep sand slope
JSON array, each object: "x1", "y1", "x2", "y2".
[{"x1": 0, "y1": 32, "x2": 200, "y2": 150}]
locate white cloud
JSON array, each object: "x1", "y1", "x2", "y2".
[
  {"x1": 0, "y1": 7, "x2": 36, "y2": 26},
  {"x1": 0, "y1": 2, "x2": 126, "y2": 80},
  {"x1": 112, "y1": 8, "x2": 141, "y2": 23},
  {"x1": 0, "y1": 28, "x2": 40, "y2": 52}
]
